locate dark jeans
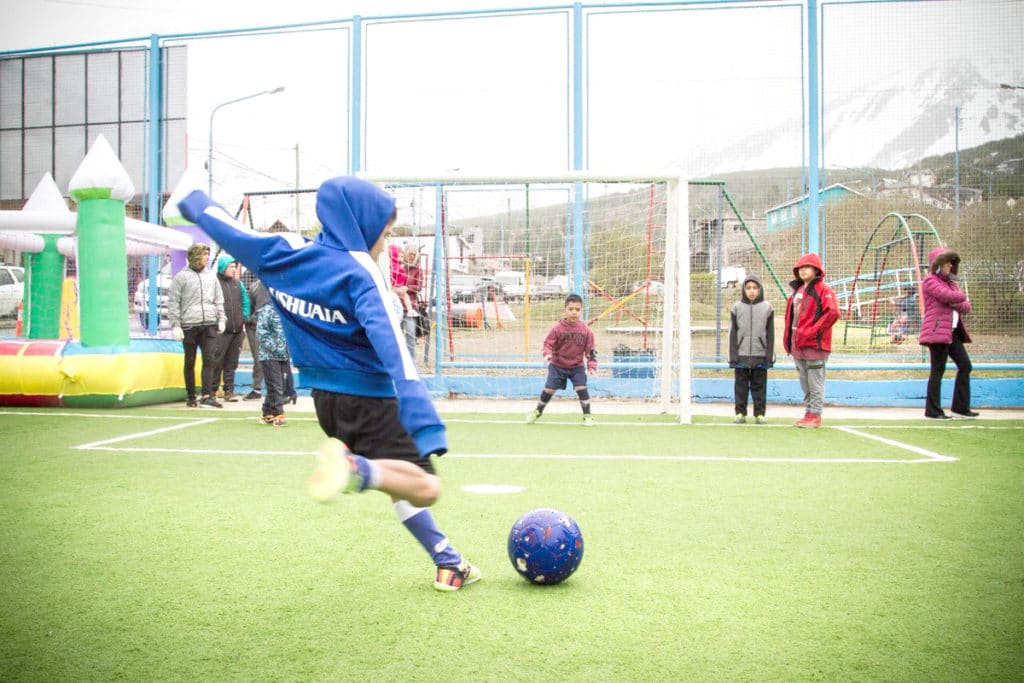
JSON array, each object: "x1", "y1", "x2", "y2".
[
  {"x1": 183, "y1": 324, "x2": 219, "y2": 399},
  {"x1": 925, "y1": 329, "x2": 972, "y2": 416},
  {"x1": 261, "y1": 359, "x2": 289, "y2": 417},
  {"x1": 245, "y1": 322, "x2": 263, "y2": 391},
  {"x1": 213, "y1": 329, "x2": 245, "y2": 394},
  {"x1": 734, "y1": 366, "x2": 768, "y2": 416}
]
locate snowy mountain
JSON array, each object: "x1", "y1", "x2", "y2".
[{"x1": 691, "y1": 61, "x2": 1024, "y2": 175}]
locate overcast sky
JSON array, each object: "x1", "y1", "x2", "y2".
[
  {"x1": 0, "y1": 0, "x2": 520, "y2": 51},
  {"x1": 2, "y1": 0, "x2": 1021, "y2": 228}
]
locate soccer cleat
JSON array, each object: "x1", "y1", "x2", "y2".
[
  {"x1": 525, "y1": 409, "x2": 541, "y2": 424},
  {"x1": 951, "y1": 410, "x2": 979, "y2": 419},
  {"x1": 733, "y1": 414, "x2": 747, "y2": 424},
  {"x1": 755, "y1": 416, "x2": 767, "y2": 425},
  {"x1": 925, "y1": 413, "x2": 952, "y2": 420},
  {"x1": 309, "y1": 438, "x2": 359, "y2": 502},
  {"x1": 199, "y1": 396, "x2": 223, "y2": 409},
  {"x1": 582, "y1": 415, "x2": 595, "y2": 427},
  {"x1": 260, "y1": 415, "x2": 276, "y2": 425},
  {"x1": 243, "y1": 390, "x2": 262, "y2": 401},
  {"x1": 186, "y1": 397, "x2": 199, "y2": 408},
  {"x1": 434, "y1": 559, "x2": 481, "y2": 592},
  {"x1": 224, "y1": 392, "x2": 240, "y2": 402},
  {"x1": 273, "y1": 414, "x2": 287, "y2": 427}
]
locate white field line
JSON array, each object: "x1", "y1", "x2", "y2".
[
  {"x1": 444, "y1": 417, "x2": 1024, "y2": 430},
  {"x1": 0, "y1": 411, "x2": 974, "y2": 463},
  {"x1": 74, "y1": 418, "x2": 221, "y2": 450},
  {"x1": 833, "y1": 426, "x2": 957, "y2": 463}
]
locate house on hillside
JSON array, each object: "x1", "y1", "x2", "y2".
[
  {"x1": 690, "y1": 217, "x2": 763, "y2": 272},
  {"x1": 876, "y1": 182, "x2": 982, "y2": 210},
  {"x1": 765, "y1": 183, "x2": 863, "y2": 233}
]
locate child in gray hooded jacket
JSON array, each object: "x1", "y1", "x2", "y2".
[{"x1": 728, "y1": 274, "x2": 775, "y2": 424}]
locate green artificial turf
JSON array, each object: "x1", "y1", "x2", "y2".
[{"x1": 1, "y1": 408, "x2": 1022, "y2": 681}]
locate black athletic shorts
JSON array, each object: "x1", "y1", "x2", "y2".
[
  {"x1": 545, "y1": 363, "x2": 588, "y2": 391},
  {"x1": 311, "y1": 389, "x2": 435, "y2": 474}
]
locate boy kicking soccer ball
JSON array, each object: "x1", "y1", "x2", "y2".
[
  {"x1": 178, "y1": 176, "x2": 479, "y2": 592},
  {"x1": 526, "y1": 293, "x2": 598, "y2": 426}
]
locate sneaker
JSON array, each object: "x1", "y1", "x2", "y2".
[
  {"x1": 951, "y1": 410, "x2": 979, "y2": 419},
  {"x1": 755, "y1": 416, "x2": 767, "y2": 425},
  {"x1": 260, "y1": 415, "x2": 276, "y2": 425},
  {"x1": 794, "y1": 412, "x2": 821, "y2": 428},
  {"x1": 224, "y1": 392, "x2": 240, "y2": 402},
  {"x1": 733, "y1": 414, "x2": 747, "y2": 424},
  {"x1": 243, "y1": 390, "x2": 262, "y2": 401},
  {"x1": 434, "y1": 559, "x2": 481, "y2": 592},
  {"x1": 186, "y1": 398, "x2": 198, "y2": 408},
  {"x1": 273, "y1": 414, "x2": 287, "y2": 427},
  {"x1": 309, "y1": 438, "x2": 358, "y2": 502},
  {"x1": 582, "y1": 415, "x2": 595, "y2": 427},
  {"x1": 525, "y1": 409, "x2": 541, "y2": 424},
  {"x1": 925, "y1": 413, "x2": 953, "y2": 420},
  {"x1": 199, "y1": 396, "x2": 223, "y2": 409}
]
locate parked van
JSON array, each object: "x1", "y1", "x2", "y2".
[
  {"x1": 715, "y1": 266, "x2": 746, "y2": 288},
  {"x1": 494, "y1": 270, "x2": 527, "y2": 300}
]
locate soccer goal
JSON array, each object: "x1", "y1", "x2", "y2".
[{"x1": 360, "y1": 171, "x2": 692, "y2": 423}]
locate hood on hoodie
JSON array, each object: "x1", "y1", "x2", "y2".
[
  {"x1": 792, "y1": 252, "x2": 825, "y2": 280},
  {"x1": 216, "y1": 254, "x2": 237, "y2": 275},
  {"x1": 928, "y1": 247, "x2": 960, "y2": 275},
  {"x1": 314, "y1": 177, "x2": 397, "y2": 252},
  {"x1": 186, "y1": 243, "x2": 210, "y2": 270},
  {"x1": 740, "y1": 274, "x2": 765, "y2": 304}
]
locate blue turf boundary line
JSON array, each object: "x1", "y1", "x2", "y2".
[{"x1": 220, "y1": 369, "x2": 1024, "y2": 407}]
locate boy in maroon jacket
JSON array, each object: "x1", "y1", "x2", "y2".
[
  {"x1": 526, "y1": 293, "x2": 598, "y2": 426},
  {"x1": 783, "y1": 252, "x2": 840, "y2": 428}
]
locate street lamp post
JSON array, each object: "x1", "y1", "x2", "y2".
[{"x1": 207, "y1": 86, "x2": 285, "y2": 197}]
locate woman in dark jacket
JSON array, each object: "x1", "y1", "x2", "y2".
[{"x1": 919, "y1": 247, "x2": 978, "y2": 419}]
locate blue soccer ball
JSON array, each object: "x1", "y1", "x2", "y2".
[{"x1": 507, "y1": 508, "x2": 584, "y2": 585}]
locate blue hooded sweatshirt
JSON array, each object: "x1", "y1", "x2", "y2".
[{"x1": 178, "y1": 177, "x2": 446, "y2": 457}]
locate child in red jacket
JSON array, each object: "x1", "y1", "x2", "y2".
[
  {"x1": 783, "y1": 253, "x2": 840, "y2": 428},
  {"x1": 526, "y1": 293, "x2": 598, "y2": 426}
]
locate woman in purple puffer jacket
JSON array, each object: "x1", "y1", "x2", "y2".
[{"x1": 919, "y1": 247, "x2": 978, "y2": 419}]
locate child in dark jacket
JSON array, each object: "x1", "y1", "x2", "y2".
[
  {"x1": 253, "y1": 279, "x2": 291, "y2": 427},
  {"x1": 728, "y1": 275, "x2": 775, "y2": 424}
]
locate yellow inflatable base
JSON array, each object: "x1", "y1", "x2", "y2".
[{"x1": 0, "y1": 337, "x2": 189, "y2": 408}]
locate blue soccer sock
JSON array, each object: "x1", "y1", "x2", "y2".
[
  {"x1": 348, "y1": 453, "x2": 381, "y2": 492},
  {"x1": 394, "y1": 500, "x2": 462, "y2": 567}
]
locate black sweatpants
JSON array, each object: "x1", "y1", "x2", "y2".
[{"x1": 734, "y1": 366, "x2": 768, "y2": 417}]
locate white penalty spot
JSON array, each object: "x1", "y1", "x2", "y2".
[{"x1": 461, "y1": 483, "x2": 525, "y2": 494}]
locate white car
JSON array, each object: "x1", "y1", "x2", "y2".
[
  {"x1": 0, "y1": 264, "x2": 25, "y2": 318},
  {"x1": 133, "y1": 263, "x2": 173, "y2": 327}
]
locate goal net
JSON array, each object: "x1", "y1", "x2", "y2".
[{"x1": 361, "y1": 172, "x2": 692, "y2": 423}]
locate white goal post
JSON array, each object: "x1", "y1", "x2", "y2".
[{"x1": 358, "y1": 171, "x2": 692, "y2": 424}]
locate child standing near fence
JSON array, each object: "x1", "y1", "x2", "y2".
[
  {"x1": 783, "y1": 252, "x2": 840, "y2": 428},
  {"x1": 526, "y1": 293, "x2": 598, "y2": 426},
  {"x1": 728, "y1": 274, "x2": 775, "y2": 424}
]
